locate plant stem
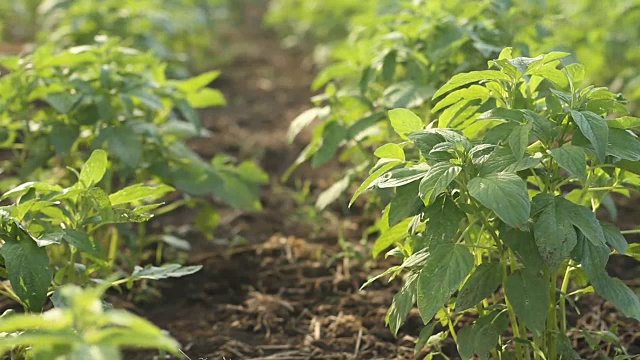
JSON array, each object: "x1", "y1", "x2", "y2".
[
  {"x1": 545, "y1": 268, "x2": 558, "y2": 360},
  {"x1": 559, "y1": 263, "x2": 573, "y2": 333}
]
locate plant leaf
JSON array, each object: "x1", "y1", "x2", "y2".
[
  {"x1": 468, "y1": 173, "x2": 530, "y2": 228},
  {"x1": 455, "y1": 262, "x2": 502, "y2": 312},
  {"x1": 417, "y1": 244, "x2": 473, "y2": 324},
  {"x1": 130, "y1": 264, "x2": 202, "y2": 280},
  {"x1": 389, "y1": 109, "x2": 423, "y2": 140},
  {"x1": 433, "y1": 70, "x2": 510, "y2": 99},
  {"x1": 600, "y1": 221, "x2": 628, "y2": 254},
  {"x1": 504, "y1": 270, "x2": 549, "y2": 336},
  {"x1": 570, "y1": 110, "x2": 608, "y2": 163},
  {"x1": 78, "y1": 149, "x2": 108, "y2": 188},
  {"x1": 373, "y1": 218, "x2": 412, "y2": 257},
  {"x1": 532, "y1": 194, "x2": 577, "y2": 268},
  {"x1": 419, "y1": 162, "x2": 462, "y2": 205},
  {"x1": 549, "y1": 145, "x2": 587, "y2": 180},
  {"x1": 386, "y1": 272, "x2": 418, "y2": 336},
  {"x1": 457, "y1": 310, "x2": 509, "y2": 360}
]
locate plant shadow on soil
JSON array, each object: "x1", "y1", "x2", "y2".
[{"x1": 125, "y1": 6, "x2": 640, "y2": 360}]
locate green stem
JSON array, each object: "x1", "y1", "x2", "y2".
[
  {"x1": 107, "y1": 226, "x2": 119, "y2": 269},
  {"x1": 545, "y1": 268, "x2": 558, "y2": 360},
  {"x1": 559, "y1": 263, "x2": 573, "y2": 333}
]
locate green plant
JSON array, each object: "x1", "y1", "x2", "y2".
[
  {"x1": 0, "y1": 282, "x2": 181, "y2": 359},
  {"x1": 0, "y1": 39, "x2": 266, "y2": 211},
  {"x1": 38, "y1": 0, "x2": 229, "y2": 77},
  {"x1": 0, "y1": 150, "x2": 201, "y2": 312},
  {"x1": 357, "y1": 50, "x2": 640, "y2": 358},
  {"x1": 284, "y1": 0, "x2": 550, "y2": 208}
]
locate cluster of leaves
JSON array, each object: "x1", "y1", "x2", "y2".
[
  {"x1": 357, "y1": 50, "x2": 640, "y2": 358},
  {"x1": 37, "y1": 0, "x2": 229, "y2": 77},
  {"x1": 0, "y1": 39, "x2": 267, "y2": 210},
  {"x1": 0, "y1": 282, "x2": 181, "y2": 359},
  {"x1": 284, "y1": 0, "x2": 551, "y2": 208},
  {"x1": 278, "y1": 0, "x2": 640, "y2": 210}
]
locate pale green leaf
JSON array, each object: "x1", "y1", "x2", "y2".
[{"x1": 389, "y1": 108, "x2": 423, "y2": 139}]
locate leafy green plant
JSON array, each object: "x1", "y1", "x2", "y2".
[
  {"x1": 0, "y1": 150, "x2": 201, "y2": 312},
  {"x1": 38, "y1": 0, "x2": 229, "y2": 77},
  {"x1": 0, "y1": 39, "x2": 266, "y2": 211},
  {"x1": 0, "y1": 282, "x2": 181, "y2": 359},
  {"x1": 357, "y1": 50, "x2": 640, "y2": 358},
  {"x1": 284, "y1": 0, "x2": 551, "y2": 208}
]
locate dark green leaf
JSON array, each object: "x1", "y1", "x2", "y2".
[
  {"x1": 62, "y1": 229, "x2": 100, "y2": 254},
  {"x1": 549, "y1": 145, "x2": 587, "y2": 180},
  {"x1": 105, "y1": 126, "x2": 142, "y2": 168},
  {"x1": 415, "y1": 195, "x2": 464, "y2": 251},
  {"x1": 417, "y1": 244, "x2": 473, "y2": 323},
  {"x1": 375, "y1": 164, "x2": 430, "y2": 189},
  {"x1": 0, "y1": 235, "x2": 51, "y2": 311},
  {"x1": 457, "y1": 310, "x2": 509, "y2": 360},
  {"x1": 382, "y1": 82, "x2": 434, "y2": 108},
  {"x1": 607, "y1": 128, "x2": 640, "y2": 161},
  {"x1": 571, "y1": 232, "x2": 609, "y2": 279},
  {"x1": 312, "y1": 122, "x2": 347, "y2": 167},
  {"x1": 389, "y1": 182, "x2": 423, "y2": 227},
  {"x1": 456, "y1": 262, "x2": 502, "y2": 312},
  {"x1": 468, "y1": 173, "x2": 530, "y2": 228},
  {"x1": 508, "y1": 121, "x2": 532, "y2": 160},
  {"x1": 590, "y1": 272, "x2": 640, "y2": 321},
  {"x1": 350, "y1": 161, "x2": 402, "y2": 205},
  {"x1": 419, "y1": 163, "x2": 462, "y2": 205},
  {"x1": 45, "y1": 92, "x2": 82, "y2": 113},
  {"x1": 501, "y1": 227, "x2": 545, "y2": 273},
  {"x1": 386, "y1": 272, "x2": 418, "y2": 335},
  {"x1": 557, "y1": 198, "x2": 605, "y2": 246},
  {"x1": 382, "y1": 50, "x2": 397, "y2": 83},
  {"x1": 505, "y1": 270, "x2": 549, "y2": 335},
  {"x1": 414, "y1": 323, "x2": 436, "y2": 355},
  {"x1": 49, "y1": 123, "x2": 79, "y2": 155},
  {"x1": 532, "y1": 194, "x2": 577, "y2": 268},
  {"x1": 600, "y1": 221, "x2": 628, "y2": 254},
  {"x1": 570, "y1": 110, "x2": 608, "y2": 162}
]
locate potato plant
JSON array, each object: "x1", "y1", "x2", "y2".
[
  {"x1": 38, "y1": 0, "x2": 229, "y2": 77},
  {"x1": 0, "y1": 282, "x2": 181, "y2": 359},
  {"x1": 284, "y1": 0, "x2": 549, "y2": 208},
  {"x1": 0, "y1": 150, "x2": 201, "y2": 312},
  {"x1": 0, "y1": 39, "x2": 266, "y2": 211},
  {"x1": 357, "y1": 50, "x2": 640, "y2": 358}
]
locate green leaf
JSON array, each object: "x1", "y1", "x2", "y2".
[
  {"x1": 607, "y1": 128, "x2": 640, "y2": 161},
  {"x1": 433, "y1": 70, "x2": 510, "y2": 99},
  {"x1": 375, "y1": 164, "x2": 430, "y2": 189},
  {"x1": 49, "y1": 123, "x2": 79, "y2": 155},
  {"x1": 288, "y1": 107, "x2": 320, "y2": 143},
  {"x1": 570, "y1": 110, "x2": 608, "y2": 162},
  {"x1": 504, "y1": 270, "x2": 549, "y2": 335},
  {"x1": 549, "y1": 145, "x2": 587, "y2": 180},
  {"x1": 501, "y1": 226, "x2": 545, "y2": 273},
  {"x1": 389, "y1": 109, "x2": 423, "y2": 140},
  {"x1": 417, "y1": 244, "x2": 473, "y2": 323},
  {"x1": 0, "y1": 234, "x2": 52, "y2": 311},
  {"x1": 557, "y1": 198, "x2": 605, "y2": 246},
  {"x1": 457, "y1": 310, "x2": 509, "y2": 360},
  {"x1": 176, "y1": 70, "x2": 220, "y2": 92},
  {"x1": 109, "y1": 184, "x2": 174, "y2": 206},
  {"x1": 312, "y1": 122, "x2": 347, "y2": 167},
  {"x1": 415, "y1": 195, "x2": 464, "y2": 251},
  {"x1": 468, "y1": 173, "x2": 530, "y2": 228},
  {"x1": 455, "y1": 262, "x2": 502, "y2": 312},
  {"x1": 373, "y1": 218, "x2": 412, "y2": 257},
  {"x1": 389, "y1": 182, "x2": 423, "y2": 227},
  {"x1": 350, "y1": 161, "x2": 401, "y2": 206},
  {"x1": 508, "y1": 121, "x2": 532, "y2": 160},
  {"x1": 78, "y1": 150, "x2": 108, "y2": 188},
  {"x1": 104, "y1": 126, "x2": 142, "y2": 168},
  {"x1": 419, "y1": 162, "x2": 462, "y2": 205},
  {"x1": 590, "y1": 272, "x2": 640, "y2": 321},
  {"x1": 382, "y1": 50, "x2": 397, "y2": 82},
  {"x1": 386, "y1": 272, "x2": 418, "y2": 336},
  {"x1": 532, "y1": 194, "x2": 577, "y2": 268},
  {"x1": 130, "y1": 264, "x2": 202, "y2": 280},
  {"x1": 45, "y1": 92, "x2": 82, "y2": 113},
  {"x1": 62, "y1": 229, "x2": 100, "y2": 254},
  {"x1": 600, "y1": 221, "x2": 628, "y2": 254},
  {"x1": 608, "y1": 116, "x2": 640, "y2": 130},
  {"x1": 571, "y1": 232, "x2": 609, "y2": 279},
  {"x1": 374, "y1": 143, "x2": 405, "y2": 161},
  {"x1": 186, "y1": 88, "x2": 226, "y2": 108},
  {"x1": 414, "y1": 323, "x2": 436, "y2": 355}
]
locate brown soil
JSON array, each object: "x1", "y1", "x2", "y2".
[{"x1": 121, "y1": 5, "x2": 640, "y2": 360}]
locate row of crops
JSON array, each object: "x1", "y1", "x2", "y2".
[
  {"x1": 267, "y1": 0, "x2": 640, "y2": 358},
  {"x1": 0, "y1": 1, "x2": 267, "y2": 359}
]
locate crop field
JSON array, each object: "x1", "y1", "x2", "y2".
[{"x1": 0, "y1": 1, "x2": 639, "y2": 359}]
